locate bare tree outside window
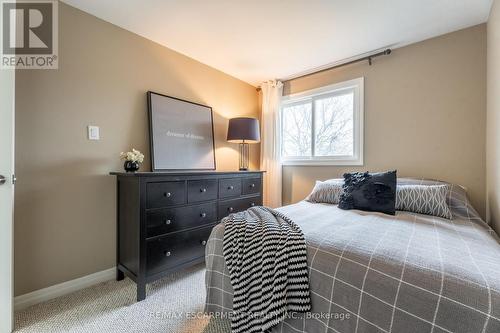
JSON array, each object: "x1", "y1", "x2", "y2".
[
  {"x1": 280, "y1": 78, "x2": 363, "y2": 165},
  {"x1": 282, "y1": 103, "x2": 312, "y2": 157},
  {"x1": 281, "y1": 91, "x2": 354, "y2": 158},
  {"x1": 314, "y1": 92, "x2": 354, "y2": 156}
]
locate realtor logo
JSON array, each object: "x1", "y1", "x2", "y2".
[{"x1": 1, "y1": 0, "x2": 58, "y2": 69}]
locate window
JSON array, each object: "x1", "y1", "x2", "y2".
[{"x1": 280, "y1": 77, "x2": 364, "y2": 165}]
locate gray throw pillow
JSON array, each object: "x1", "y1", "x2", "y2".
[
  {"x1": 306, "y1": 180, "x2": 343, "y2": 204},
  {"x1": 396, "y1": 184, "x2": 453, "y2": 219}
]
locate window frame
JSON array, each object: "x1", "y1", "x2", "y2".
[{"x1": 279, "y1": 77, "x2": 364, "y2": 166}]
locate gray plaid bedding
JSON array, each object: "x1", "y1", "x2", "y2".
[{"x1": 205, "y1": 179, "x2": 500, "y2": 333}]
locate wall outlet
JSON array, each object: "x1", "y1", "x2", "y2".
[{"x1": 87, "y1": 126, "x2": 100, "y2": 140}]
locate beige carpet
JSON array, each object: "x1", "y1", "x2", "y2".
[{"x1": 15, "y1": 264, "x2": 230, "y2": 333}]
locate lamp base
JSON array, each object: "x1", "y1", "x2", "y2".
[{"x1": 239, "y1": 143, "x2": 249, "y2": 171}]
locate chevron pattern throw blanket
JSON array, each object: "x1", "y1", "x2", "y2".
[{"x1": 222, "y1": 206, "x2": 311, "y2": 333}]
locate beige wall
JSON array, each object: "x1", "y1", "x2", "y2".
[
  {"x1": 283, "y1": 25, "x2": 487, "y2": 219},
  {"x1": 14, "y1": 3, "x2": 259, "y2": 295},
  {"x1": 487, "y1": 0, "x2": 500, "y2": 233}
]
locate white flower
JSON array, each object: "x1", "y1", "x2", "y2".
[{"x1": 120, "y1": 148, "x2": 145, "y2": 163}]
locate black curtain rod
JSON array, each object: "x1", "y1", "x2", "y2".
[{"x1": 256, "y1": 48, "x2": 392, "y2": 91}]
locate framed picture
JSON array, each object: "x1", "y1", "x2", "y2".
[{"x1": 147, "y1": 91, "x2": 216, "y2": 171}]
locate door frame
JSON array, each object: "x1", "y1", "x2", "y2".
[{"x1": 0, "y1": 67, "x2": 15, "y2": 333}]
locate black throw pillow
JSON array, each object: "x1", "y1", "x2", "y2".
[{"x1": 338, "y1": 170, "x2": 397, "y2": 215}]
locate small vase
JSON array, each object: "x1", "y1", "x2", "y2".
[{"x1": 124, "y1": 161, "x2": 140, "y2": 172}]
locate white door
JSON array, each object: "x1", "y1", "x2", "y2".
[{"x1": 0, "y1": 68, "x2": 15, "y2": 333}]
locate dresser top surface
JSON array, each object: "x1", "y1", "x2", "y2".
[{"x1": 110, "y1": 170, "x2": 265, "y2": 177}]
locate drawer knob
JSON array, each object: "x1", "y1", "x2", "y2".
[
  {"x1": 164, "y1": 219, "x2": 172, "y2": 225},
  {"x1": 164, "y1": 251, "x2": 171, "y2": 257},
  {"x1": 228, "y1": 207, "x2": 234, "y2": 212},
  {"x1": 201, "y1": 240, "x2": 207, "y2": 246},
  {"x1": 228, "y1": 185, "x2": 234, "y2": 190},
  {"x1": 164, "y1": 192, "x2": 172, "y2": 198},
  {"x1": 250, "y1": 202, "x2": 255, "y2": 207},
  {"x1": 200, "y1": 188, "x2": 207, "y2": 193},
  {"x1": 200, "y1": 212, "x2": 207, "y2": 218},
  {"x1": 250, "y1": 183, "x2": 255, "y2": 188}
]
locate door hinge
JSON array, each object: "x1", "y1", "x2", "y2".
[{"x1": 12, "y1": 174, "x2": 16, "y2": 185}]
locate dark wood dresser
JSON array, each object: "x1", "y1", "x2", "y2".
[{"x1": 110, "y1": 171, "x2": 264, "y2": 301}]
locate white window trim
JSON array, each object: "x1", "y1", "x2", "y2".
[{"x1": 279, "y1": 77, "x2": 364, "y2": 166}]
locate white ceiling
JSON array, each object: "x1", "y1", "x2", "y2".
[{"x1": 62, "y1": 0, "x2": 492, "y2": 86}]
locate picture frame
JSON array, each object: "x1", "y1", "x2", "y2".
[{"x1": 147, "y1": 91, "x2": 216, "y2": 171}]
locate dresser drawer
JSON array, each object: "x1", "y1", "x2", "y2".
[
  {"x1": 188, "y1": 179, "x2": 218, "y2": 203},
  {"x1": 146, "y1": 202, "x2": 217, "y2": 238},
  {"x1": 242, "y1": 177, "x2": 261, "y2": 195},
  {"x1": 218, "y1": 196, "x2": 262, "y2": 220},
  {"x1": 146, "y1": 181, "x2": 186, "y2": 209},
  {"x1": 219, "y1": 178, "x2": 242, "y2": 198},
  {"x1": 113, "y1": 171, "x2": 264, "y2": 302},
  {"x1": 146, "y1": 225, "x2": 213, "y2": 275}
]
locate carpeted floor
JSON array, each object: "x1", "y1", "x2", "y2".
[{"x1": 14, "y1": 264, "x2": 230, "y2": 333}]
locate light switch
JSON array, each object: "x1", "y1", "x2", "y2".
[{"x1": 87, "y1": 125, "x2": 100, "y2": 140}]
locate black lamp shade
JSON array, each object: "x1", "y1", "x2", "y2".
[{"x1": 227, "y1": 117, "x2": 260, "y2": 143}]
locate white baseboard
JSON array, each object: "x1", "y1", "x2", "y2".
[{"x1": 14, "y1": 267, "x2": 116, "y2": 311}]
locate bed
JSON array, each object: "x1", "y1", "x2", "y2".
[{"x1": 204, "y1": 179, "x2": 500, "y2": 333}]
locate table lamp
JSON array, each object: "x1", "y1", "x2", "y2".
[{"x1": 227, "y1": 117, "x2": 260, "y2": 171}]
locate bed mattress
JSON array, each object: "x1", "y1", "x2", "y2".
[{"x1": 205, "y1": 181, "x2": 500, "y2": 333}]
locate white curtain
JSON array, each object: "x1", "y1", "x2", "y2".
[{"x1": 260, "y1": 80, "x2": 283, "y2": 208}]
